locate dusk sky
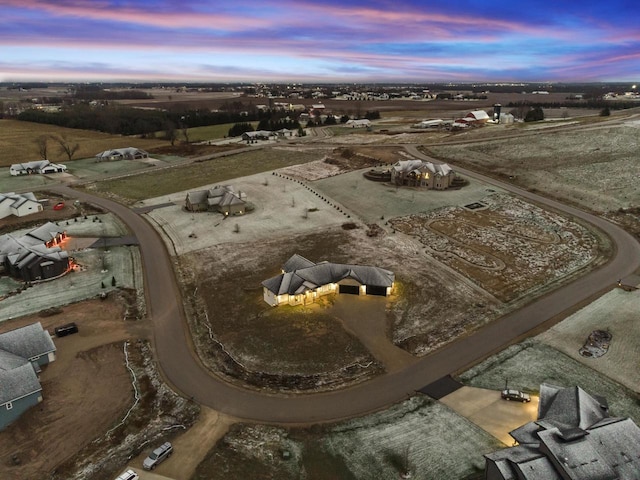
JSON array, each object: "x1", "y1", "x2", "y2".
[{"x1": 1, "y1": 0, "x2": 639, "y2": 83}]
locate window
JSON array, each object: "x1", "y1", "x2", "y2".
[{"x1": 6, "y1": 402, "x2": 13, "y2": 410}]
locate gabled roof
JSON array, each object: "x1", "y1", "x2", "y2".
[
  {"x1": 262, "y1": 255, "x2": 394, "y2": 295},
  {"x1": 96, "y1": 147, "x2": 148, "y2": 158},
  {"x1": 0, "y1": 363, "x2": 41, "y2": 405},
  {"x1": 0, "y1": 322, "x2": 56, "y2": 361},
  {"x1": 25, "y1": 221, "x2": 65, "y2": 243},
  {"x1": 537, "y1": 383, "x2": 608, "y2": 431},
  {"x1": 486, "y1": 384, "x2": 640, "y2": 480}
]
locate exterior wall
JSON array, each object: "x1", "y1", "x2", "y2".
[
  {"x1": 0, "y1": 391, "x2": 43, "y2": 432},
  {"x1": 185, "y1": 199, "x2": 207, "y2": 212},
  {"x1": 21, "y1": 258, "x2": 69, "y2": 282},
  {"x1": 263, "y1": 287, "x2": 278, "y2": 306},
  {"x1": 13, "y1": 201, "x2": 43, "y2": 217}
]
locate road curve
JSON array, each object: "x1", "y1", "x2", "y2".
[{"x1": 50, "y1": 162, "x2": 640, "y2": 423}]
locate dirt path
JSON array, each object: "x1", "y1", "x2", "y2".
[{"x1": 127, "y1": 407, "x2": 236, "y2": 480}]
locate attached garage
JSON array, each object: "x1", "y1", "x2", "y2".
[
  {"x1": 366, "y1": 285, "x2": 387, "y2": 296},
  {"x1": 339, "y1": 284, "x2": 360, "y2": 295}
]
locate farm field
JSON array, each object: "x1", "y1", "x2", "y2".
[
  {"x1": 0, "y1": 119, "x2": 167, "y2": 166},
  {"x1": 425, "y1": 121, "x2": 640, "y2": 213}
]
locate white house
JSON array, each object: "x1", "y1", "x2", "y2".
[
  {"x1": 95, "y1": 147, "x2": 149, "y2": 161},
  {"x1": 0, "y1": 192, "x2": 42, "y2": 219},
  {"x1": 345, "y1": 119, "x2": 371, "y2": 128},
  {"x1": 9, "y1": 160, "x2": 67, "y2": 176}
]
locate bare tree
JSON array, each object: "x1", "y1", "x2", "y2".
[
  {"x1": 164, "y1": 121, "x2": 178, "y2": 146},
  {"x1": 56, "y1": 134, "x2": 80, "y2": 161},
  {"x1": 35, "y1": 135, "x2": 50, "y2": 159},
  {"x1": 181, "y1": 124, "x2": 190, "y2": 144}
]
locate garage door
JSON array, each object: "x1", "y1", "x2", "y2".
[
  {"x1": 366, "y1": 285, "x2": 387, "y2": 296},
  {"x1": 339, "y1": 284, "x2": 360, "y2": 295}
]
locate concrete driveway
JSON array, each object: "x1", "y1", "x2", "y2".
[{"x1": 440, "y1": 386, "x2": 539, "y2": 445}]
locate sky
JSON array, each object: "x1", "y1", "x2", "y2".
[{"x1": 1, "y1": 0, "x2": 639, "y2": 83}]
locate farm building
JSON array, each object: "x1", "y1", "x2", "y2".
[
  {"x1": 95, "y1": 147, "x2": 149, "y2": 161},
  {"x1": 0, "y1": 192, "x2": 43, "y2": 219},
  {"x1": 9, "y1": 160, "x2": 67, "y2": 176},
  {"x1": 485, "y1": 383, "x2": 640, "y2": 480},
  {"x1": 390, "y1": 160, "x2": 455, "y2": 189},
  {"x1": 185, "y1": 185, "x2": 246, "y2": 216},
  {"x1": 0, "y1": 322, "x2": 56, "y2": 431},
  {"x1": 0, "y1": 222, "x2": 70, "y2": 282},
  {"x1": 465, "y1": 110, "x2": 490, "y2": 122},
  {"x1": 413, "y1": 119, "x2": 445, "y2": 129},
  {"x1": 262, "y1": 254, "x2": 394, "y2": 307},
  {"x1": 345, "y1": 119, "x2": 371, "y2": 128}
]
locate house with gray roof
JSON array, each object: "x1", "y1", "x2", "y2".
[
  {"x1": 185, "y1": 185, "x2": 246, "y2": 216},
  {"x1": 95, "y1": 147, "x2": 149, "y2": 161},
  {"x1": 0, "y1": 221, "x2": 69, "y2": 281},
  {"x1": 9, "y1": 160, "x2": 67, "y2": 176},
  {"x1": 485, "y1": 383, "x2": 640, "y2": 480},
  {"x1": 0, "y1": 192, "x2": 43, "y2": 219},
  {"x1": 391, "y1": 160, "x2": 455, "y2": 190},
  {"x1": 262, "y1": 254, "x2": 394, "y2": 306},
  {"x1": 0, "y1": 322, "x2": 56, "y2": 431}
]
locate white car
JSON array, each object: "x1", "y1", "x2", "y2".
[
  {"x1": 115, "y1": 469, "x2": 139, "y2": 480},
  {"x1": 143, "y1": 441, "x2": 173, "y2": 470}
]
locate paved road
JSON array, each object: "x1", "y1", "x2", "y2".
[{"x1": 49, "y1": 154, "x2": 640, "y2": 423}]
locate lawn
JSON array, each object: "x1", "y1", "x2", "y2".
[
  {"x1": 88, "y1": 146, "x2": 323, "y2": 203},
  {"x1": 0, "y1": 119, "x2": 168, "y2": 166}
]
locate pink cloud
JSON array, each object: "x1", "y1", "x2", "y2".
[{"x1": 3, "y1": 0, "x2": 269, "y2": 30}]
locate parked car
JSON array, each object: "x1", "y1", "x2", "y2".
[
  {"x1": 54, "y1": 322, "x2": 79, "y2": 337},
  {"x1": 143, "y1": 442, "x2": 173, "y2": 470},
  {"x1": 501, "y1": 389, "x2": 531, "y2": 402},
  {"x1": 115, "y1": 469, "x2": 139, "y2": 480},
  {"x1": 53, "y1": 202, "x2": 65, "y2": 210}
]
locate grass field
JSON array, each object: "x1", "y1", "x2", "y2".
[
  {"x1": 0, "y1": 119, "x2": 168, "y2": 166},
  {"x1": 88, "y1": 147, "x2": 322, "y2": 203},
  {"x1": 185, "y1": 122, "x2": 259, "y2": 142}
]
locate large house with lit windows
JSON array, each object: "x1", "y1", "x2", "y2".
[
  {"x1": 0, "y1": 222, "x2": 69, "y2": 281},
  {"x1": 262, "y1": 254, "x2": 394, "y2": 306},
  {"x1": 390, "y1": 160, "x2": 455, "y2": 189}
]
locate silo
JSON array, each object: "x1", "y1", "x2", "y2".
[{"x1": 493, "y1": 103, "x2": 502, "y2": 122}]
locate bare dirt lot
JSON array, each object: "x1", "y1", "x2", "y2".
[{"x1": 0, "y1": 297, "x2": 140, "y2": 480}]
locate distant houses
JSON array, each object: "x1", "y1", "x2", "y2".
[
  {"x1": 262, "y1": 254, "x2": 395, "y2": 307},
  {"x1": 95, "y1": 147, "x2": 149, "y2": 161},
  {"x1": 0, "y1": 192, "x2": 43, "y2": 219},
  {"x1": 185, "y1": 185, "x2": 247, "y2": 216},
  {"x1": 345, "y1": 119, "x2": 371, "y2": 128},
  {"x1": 242, "y1": 131, "x2": 276, "y2": 142},
  {"x1": 390, "y1": 160, "x2": 456, "y2": 190},
  {"x1": 0, "y1": 322, "x2": 56, "y2": 431},
  {"x1": 485, "y1": 383, "x2": 640, "y2": 479},
  {"x1": 0, "y1": 222, "x2": 70, "y2": 282},
  {"x1": 9, "y1": 160, "x2": 67, "y2": 176}
]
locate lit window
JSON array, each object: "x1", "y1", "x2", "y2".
[{"x1": 6, "y1": 402, "x2": 12, "y2": 410}]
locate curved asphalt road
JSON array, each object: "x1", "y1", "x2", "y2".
[{"x1": 50, "y1": 156, "x2": 640, "y2": 423}]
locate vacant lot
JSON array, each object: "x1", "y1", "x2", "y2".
[
  {"x1": 389, "y1": 193, "x2": 608, "y2": 302},
  {"x1": 193, "y1": 396, "x2": 500, "y2": 480},
  {"x1": 426, "y1": 122, "x2": 640, "y2": 213},
  {"x1": 0, "y1": 299, "x2": 135, "y2": 480}
]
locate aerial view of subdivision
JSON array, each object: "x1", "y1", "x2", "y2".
[{"x1": 1, "y1": 1, "x2": 640, "y2": 480}]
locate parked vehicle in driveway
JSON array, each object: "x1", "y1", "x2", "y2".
[
  {"x1": 115, "y1": 469, "x2": 139, "y2": 480},
  {"x1": 143, "y1": 442, "x2": 173, "y2": 470},
  {"x1": 54, "y1": 322, "x2": 79, "y2": 337},
  {"x1": 501, "y1": 389, "x2": 531, "y2": 402},
  {"x1": 53, "y1": 202, "x2": 65, "y2": 210}
]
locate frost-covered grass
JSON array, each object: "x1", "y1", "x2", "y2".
[{"x1": 322, "y1": 396, "x2": 501, "y2": 479}]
